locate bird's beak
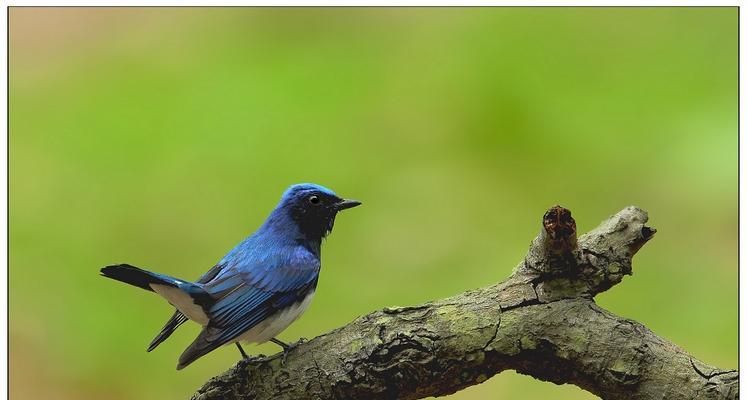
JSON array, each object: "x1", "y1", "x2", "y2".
[{"x1": 335, "y1": 198, "x2": 362, "y2": 211}]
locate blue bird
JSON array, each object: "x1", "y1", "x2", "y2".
[{"x1": 100, "y1": 183, "x2": 361, "y2": 369}]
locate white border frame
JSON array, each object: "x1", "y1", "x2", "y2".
[{"x1": 1, "y1": 4, "x2": 741, "y2": 400}]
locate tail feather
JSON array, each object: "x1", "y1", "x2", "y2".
[
  {"x1": 148, "y1": 310, "x2": 188, "y2": 352},
  {"x1": 101, "y1": 263, "x2": 214, "y2": 338},
  {"x1": 100, "y1": 264, "x2": 183, "y2": 291}
]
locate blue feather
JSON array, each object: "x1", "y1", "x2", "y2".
[{"x1": 102, "y1": 183, "x2": 361, "y2": 370}]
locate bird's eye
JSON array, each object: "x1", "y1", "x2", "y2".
[{"x1": 308, "y1": 195, "x2": 320, "y2": 205}]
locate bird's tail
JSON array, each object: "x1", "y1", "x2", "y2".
[
  {"x1": 100, "y1": 264, "x2": 213, "y2": 324},
  {"x1": 100, "y1": 264, "x2": 188, "y2": 292},
  {"x1": 148, "y1": 310, "x2": 188, "y2": 352}
]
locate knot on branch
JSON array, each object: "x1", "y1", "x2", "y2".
[
  {"x1": 509, "y1": 205, "x2": 656, "y2": 304},
  {"x1": 542, "y1": 206, "x2": 578, "y2": 255}
]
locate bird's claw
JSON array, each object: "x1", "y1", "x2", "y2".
[
  {"x1": 279, "y1": 338, "x2": 307, "y2": 366},
  {"x1": 237, "y1": 354, "x2": 264, "y2": 367}
]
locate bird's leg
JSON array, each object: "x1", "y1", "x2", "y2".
[
  {"x1": 236, "y1": 343, "x2": 249, "y2": 359},
  {"x1": 270, "y1": 337, "x2": 307, "y2": 365}
]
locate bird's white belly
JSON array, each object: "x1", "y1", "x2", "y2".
[{"x1": 234, "y1": 290, "x2": 316, "y2": 345}]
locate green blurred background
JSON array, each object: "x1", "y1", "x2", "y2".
[{"x1": 10, "y1": 7, "x2": 737, "y2": 400}]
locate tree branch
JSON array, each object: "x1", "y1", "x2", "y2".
[{"x1": 192, "y1": 206, "x2": 738, "y2": 400}]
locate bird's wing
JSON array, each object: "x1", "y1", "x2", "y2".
[
  {"x1": 148, "y1": 261, "x2": 228, "y2": 351},
  {"x1": 177, "y1": 247, "x2": 320, "y2": 369}
]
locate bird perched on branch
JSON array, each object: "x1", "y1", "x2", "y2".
[{"x1": 101, "y1": 183, "x2": 361, "y2": 369}]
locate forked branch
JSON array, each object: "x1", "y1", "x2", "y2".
[{"x1": 192, "y1": 206, "x2": 737, "y2": 400}]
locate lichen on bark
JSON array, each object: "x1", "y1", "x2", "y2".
[{"x1": 192, "y1": 206, "x2": 737, "y2": 400}]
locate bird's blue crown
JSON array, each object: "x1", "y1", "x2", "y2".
[{"x1": 280, "y1": 183, "x2": 337, "y2": 202}]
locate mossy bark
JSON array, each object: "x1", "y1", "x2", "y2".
[{"x1": 192, "y1": 206, "x2": 737, "y2": 400}]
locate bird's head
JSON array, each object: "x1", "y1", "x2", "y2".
[{"x1": 275, "y1": 183, "x2": 361, "y2": 241}]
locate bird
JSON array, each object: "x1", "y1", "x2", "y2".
[{"x1": 100, "y1": 183, "x2": 361, "y2": 370}]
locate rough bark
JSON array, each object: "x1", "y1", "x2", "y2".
[{"x1": 192, "y1": 206, "x2": 738, "y2": 400}]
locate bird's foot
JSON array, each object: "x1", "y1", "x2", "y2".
[
  {"x1": 235, "y1": 343, "x2": 267, "y2": 367},
  {"x1": 237, "y1": 354, "x2": 265, "y2": 368},
  {"x1": 270, "y1": 337, "x2": 308, "y2": 366}
]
